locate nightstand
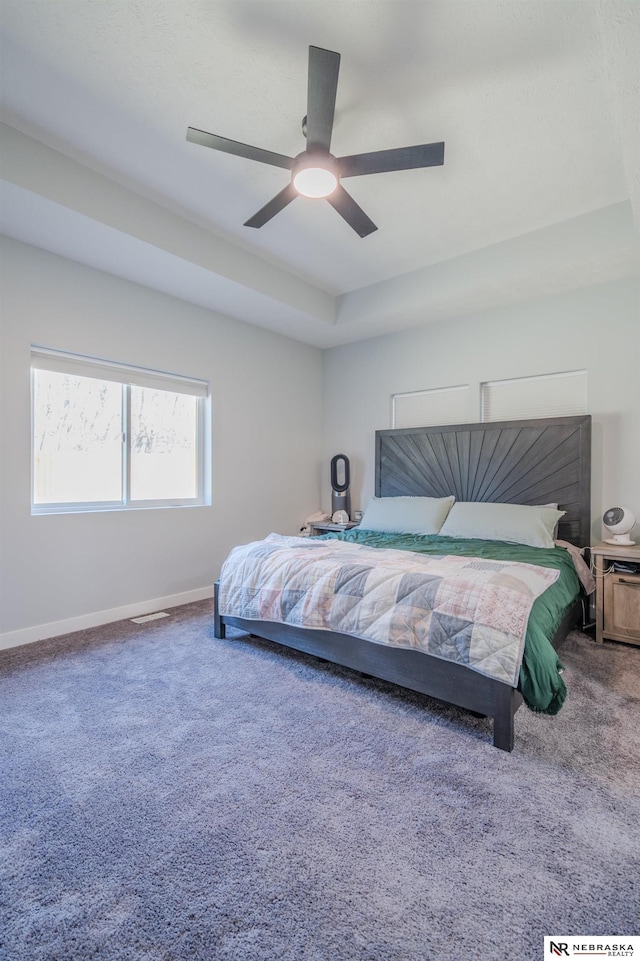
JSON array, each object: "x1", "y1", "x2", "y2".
[
  {"x1": 591, "y1": 543, "x2": 640, "y2": 646},
  {"x1": 310, "y1": 521, "x2": 359, "y2": 536}
]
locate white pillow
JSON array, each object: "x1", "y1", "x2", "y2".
[
  {"x1": 438, "y1": 501, "x2": 565, "y2": 549},
  {"x1": 359, "y1": 495, "x2": 455, "y2": 535}
]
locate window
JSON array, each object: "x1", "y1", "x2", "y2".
[
  {"x1": 31, "y1": 347, "x2": 209, "y2": 513},
  {"x1": 480, "y1": 370, "x2": 587, "y2": 423},
  {"x1": 391, "y1": 385, "x2": 470, "y2": 429}
]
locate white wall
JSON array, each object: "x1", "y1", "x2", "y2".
[
  {"x1": 0, "y1": 237, "x2": 323, "y2": 644},
  {"x1": 323, "y1": 278, "x2": 640, "y2": 544},
  {"x1": 2, "y1": 238, "x2": 638, "y2": 647}
]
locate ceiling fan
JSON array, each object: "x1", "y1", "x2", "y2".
[{"x1": 186, "y1": 45, "x2": 444, "y2": 238}]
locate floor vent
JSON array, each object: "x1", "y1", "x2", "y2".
[{"x1": 130, "y1": 612, "x2": 170, "y2": 624}]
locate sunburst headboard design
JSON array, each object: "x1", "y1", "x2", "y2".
[{"x1": 375, "y1": 415, "x2": 591, "y2": 547}]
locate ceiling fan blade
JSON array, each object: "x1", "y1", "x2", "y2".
[
  {"x1": 326, "y1": 185, "x2": 377, "y2": 238},
  {"x1": 244, "y1": 183, "x2": 298, "y2": 228},
  {"x1": 338, "y1": 141, "x2": 445, "y2": 178},
  {"x1": 187, "y1": 127, "x2": 293, "y2": 170},
  {"x1": 305, "y1": 46, "x2": 341, "y2": 152}
]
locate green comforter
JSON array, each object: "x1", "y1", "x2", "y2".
[{"x1": 316, "y1": 529, "x2": 581, "y2": 715}]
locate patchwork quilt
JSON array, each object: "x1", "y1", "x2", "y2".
[{"x1": 218, "y1": 534, "x2": 560, "y2": 687}]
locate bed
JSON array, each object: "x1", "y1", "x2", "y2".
[{"x1": 214, "y1": 415, "x2": 592, "y2": 751}]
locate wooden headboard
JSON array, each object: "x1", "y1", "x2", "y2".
[{"x1": 375, "y1": 415, "x2": 591, "y2": 547}]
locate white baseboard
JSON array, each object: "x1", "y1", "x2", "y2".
[{"x1": 0, "y1": 586, "x2": 214, "y2": 651}]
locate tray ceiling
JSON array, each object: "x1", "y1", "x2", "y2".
[{"x1": 1, "y1": 1, "x2": 639, "y2": 346}]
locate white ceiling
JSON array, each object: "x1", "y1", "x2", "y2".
[{"x1": 1, "y1": 1, "x2": 639, "y2": 347}]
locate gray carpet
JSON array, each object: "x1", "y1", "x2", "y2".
[{"x1": 1, "y1": 600, "x2": 639, "y2": 961}]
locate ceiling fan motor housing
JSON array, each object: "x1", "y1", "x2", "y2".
[{"x1": 291, "y1": 151, "x2": 339, "y2": 197}]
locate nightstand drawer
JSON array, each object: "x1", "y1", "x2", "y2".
[{"x1": 603, "y1": 572, "x2": 640, "y2": 644}]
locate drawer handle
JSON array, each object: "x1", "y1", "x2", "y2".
[{"x1": 618, "y1": 578, "x2": 640, "y2": 586}]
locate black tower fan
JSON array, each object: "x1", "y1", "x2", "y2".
[{"x1": 330, "y1": 454, "x2": 351, "y2": 520}]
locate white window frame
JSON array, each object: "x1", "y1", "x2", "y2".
[{"x1": 31, "y1": 347, "x2": 210, "y2": 515}]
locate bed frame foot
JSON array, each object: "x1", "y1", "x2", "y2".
[{"x1": 492, "y1": 685, "x2": 516, "y2": 751}]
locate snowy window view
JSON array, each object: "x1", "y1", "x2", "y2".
[
  {"x1": 33, "y1": 371, "x2": 123, "y2": 504},
  {"x1": 130, "y1": 386, "x2": 198, "y2": 501},
  {"x1": 32, "y1": 354, "x2": 207, "y2": 511}
]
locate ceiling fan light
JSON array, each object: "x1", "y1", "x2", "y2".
[{"x1": 293, "y1": 165, "x2": 338, "y2": 198}]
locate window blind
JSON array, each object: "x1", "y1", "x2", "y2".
[
  {"x1": 481, "y1": 370, "x2": 587, "y2": 423},
  {"x1": 31, "y1": 347, "x2": 209, "y2": 398},
  {"x1": 392, "y1": 385, "x2": 470, "y2": 429}
]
